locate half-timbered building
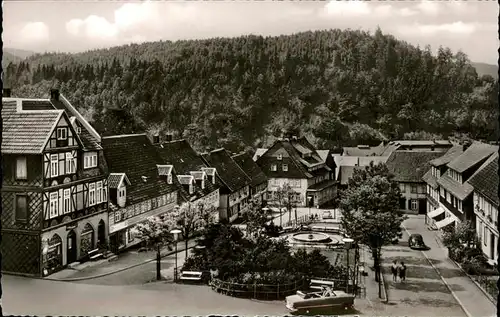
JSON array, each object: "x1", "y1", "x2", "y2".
[
  {"x1": 1, "y1": 89, "x2": 109, "y2": 277},
  {"x1": 102, "y1": 134, "x2": 179, "y2": 252},
  {"x1": 231, "y1": 151, "x2": 268, "y2": 206}
]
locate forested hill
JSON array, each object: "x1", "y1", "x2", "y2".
[{"x1": 4, "y1": 29, "x2": 498, "y2": 153}]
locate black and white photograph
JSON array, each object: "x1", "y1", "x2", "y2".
[{"x1": 1, "y1": 0, "x2": 498, "y2": 316}]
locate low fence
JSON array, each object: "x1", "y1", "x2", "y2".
[
  {"x1": 210, "y1": 277, "x2": 307, "y2": 300},
  {"x1": 473, "y1": 275, "x2": 498, "y2": 303},
  {"x1": 284, "y1": 214, "x2": 312, "y2": 228}
]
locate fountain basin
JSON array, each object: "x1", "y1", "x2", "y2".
[{"x1": 293, "y1": 232, "x2": 332, "y2": 243}]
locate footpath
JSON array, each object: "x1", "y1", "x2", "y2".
[
  {"x1": 47, "y1": 238, "x2": 197, "y2": 281},
  {"x1": 403, "y1": 215, "x2": 496, "y2": 317}
]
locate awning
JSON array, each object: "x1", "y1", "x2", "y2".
[
  {"x1": 427, "y1": 207, "x2": 445, "y2": 219},
  {"x1": 435, "y1": 217, "x2": 455, "y2": 229}
]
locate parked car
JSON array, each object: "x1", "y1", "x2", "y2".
[
  {"x1": 408, "y1": 233, "x2": 428, "y2": 250},
  {"x1": 285, "y1": 287, "x2": 355, "y2": 314}
]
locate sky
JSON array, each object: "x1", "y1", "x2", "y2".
[{"x1": 3, "y1": 0, "x2": 499, "y2": 64}]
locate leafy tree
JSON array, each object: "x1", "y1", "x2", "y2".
[
  {"x1": 132, "y1": 216, "x2": 175, "y2": 280},
  {"x1": 243, "y1": 197, "x2": 269, "y2": 238},
  {"x1": 174, "y1": 201, "x2": 209, "y2": 257},
  {"x1": 339, "y1": 162, "x2": 406, "y2": 283}
]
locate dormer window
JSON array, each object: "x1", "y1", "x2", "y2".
[
  {"x1": 282, "y1": 164, "x2": 288, "y2": 172},
  {"x1": 57, "y1": 127, "x2": 68, "y2": 140},
  {"x1": 76, "y1": 127, "x2": 81, "y2": 134},
  {"x1": 84, "y1": 152, "x2": 98, "y2": 169},
  {"x1": 271, "y1": 164, "x2": 277, "y2": 171},
  {"x1": 277, "y1": 154, "x2": 283, "y2": 160}
]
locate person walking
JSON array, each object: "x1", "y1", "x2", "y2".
[
  {"x1": 399, "y1": 261, "x2": 407, "y2": 282},
  {"x1": 391, "y1": 260, "x2": 399, "y2": 282}
]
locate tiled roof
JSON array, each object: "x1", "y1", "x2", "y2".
[
  {"x1": 177, "y1": 175, "x2": 194, "y2": 185},
  {"x1": 339, "y1": 165, "x2": 364, "y2": 185},
  {"x1": 2, "y1": 99, "x2": 64, "y2": 154},
  {"x1": 468, "y1": 153, "x2": 499, "y2": 206},
  {"x1": 257, "y1": 156, "x2": 309, "y2": 179},
  {"x1": 108, "y1": 173, "x2": 130, "y2": 189},
  {"x1": 386, "y1": 150, "x2": 443, "y2": 183},
  {"x1": 102, "y1": 134, "x2": 177, "y2": 205},
  {"x1": 437, "y1": 174, "x2": 474, "y2": 201},
  {"x1": 78, "y1": 128, "x2": 103, "y2": 150},
  {"x1": 447, "y1": 141, "x2": 498, "y2": 173},
  {"x1": 154, "y1": 139, "x2": 220, "y2": 199},
  {"x1": 201, "y1": 148, "x2": 251, "y2": 192},
  {"x1": 430, "y1": 145, "x2": 464, "y2": 167},
  {"x1": 422, "y1": 170, "x2": 439, "y2": 189},
  {"x1": 316, "y1": 150, "x2": 330, "y2": 162},
  {"x1": 358, "y1": 156, "x2": 388, "y2": 166},
  {"x1": 231, "y1": 152, "x2": 268, "y2": 187}
]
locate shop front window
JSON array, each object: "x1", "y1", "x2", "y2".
[
  {"x1": 80, "y1": 223, "x2": 95, "y2": 255},
  {"x1": 45, "y1": 234, "x2": 63, "y2": 274}
]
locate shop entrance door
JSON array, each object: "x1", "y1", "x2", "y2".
[{"x1": 67, "y1": 230, "x2": 77, "y2": 264}]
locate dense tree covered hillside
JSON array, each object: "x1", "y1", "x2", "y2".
[{"x1": 4, "y1": 29, "x2": 498, "y2": 153}]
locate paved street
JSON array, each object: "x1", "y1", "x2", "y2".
[{"x1": 380, "y1": 215, "x2": 496, "y2": 317}]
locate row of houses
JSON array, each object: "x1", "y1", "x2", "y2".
[
  {"x1": 1, "y1": 89, "x2": 269, "y2": 277},
  {"x1": 337, "y1": 139, "x2": 499, "y2": 264}
]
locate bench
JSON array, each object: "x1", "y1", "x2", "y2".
[
  {"x1": 179, "y1": 271, "x2": 203, "y2": 283},
  {"x1": 310, "y1": 279, "x2": 335, "y2": 290}
]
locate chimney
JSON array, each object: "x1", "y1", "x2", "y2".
[
  {"x1": 165, "y1": 133, "x2": 173, "y2": 142},
  {"x1": 3, "y1": 88, "x2": 11, "y2": 97},
  {"x1": 292, "y1": 135, "x2": 298, "y2": 140},
  {"x1": 463, "y1": 141, "x2": 472, "y2": 151},
  {"x1": 153, "y1": 135, "x2": 160, "y2": 144},
  {"x1": 50, "y1": 89, "x2": 60, "y2": 101}
]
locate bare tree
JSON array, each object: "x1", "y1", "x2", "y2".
[
  {"x1": 132, "y1": 216, "x2": 175, "y2": 280},
  {"x1": 175, "y1": 201, "x2": 204, "y2": 257}
]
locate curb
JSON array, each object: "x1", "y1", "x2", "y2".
[
  {"x1": 401, "y1": 225, "x2": 473, "y2": 317},
  {"x1": 3, "y1": 244, "x2": 196, "y2": 282},
  {"x1": 449, "y1": 258, "x2": 498, "y2": 306}
]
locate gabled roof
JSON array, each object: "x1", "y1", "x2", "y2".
[
  {"x1": 2, "y1": 99, "x2": 64, "y2": 154},
  {"x1": 422, "y1": 170, "x2": 439, "y2": 189},
  {"x1": 437, "y1": 174, "x2": 474, "y2": 201},
  {"x1": 430, "y1": 145, "x2": 465, "y2": 167},
  {"x1": 108, "y1": 173, "x2": 131, "y2": 189},
  {"x1": 177, "y1": 175, "x2": 194, "y2": 185},
  {"x1": 157, "y1": 165, "x2": 173, "y2": 176},
  {"x1": 386, "y1": 150, "x2": 443, "y2": 183},
  {"x1": 467, "y1": 153, "x2": 499, "y2": 206},
  {"x1": 102, "y1": 134, "x2": 177, "y2": 205},
  {"x1": 231, "y1": 152, "x2": 268, "y2": 187},
  {"x1": 154, "y1": 139, "x2": 221, "y2": 199},
  {"x1": 201, "y1": 148, "x2": 251, "y2": 192},
  {"x1": 447, "y1": 141, "x2": 498, "y2": 173}
]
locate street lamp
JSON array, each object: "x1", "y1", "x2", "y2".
[
  {"x1": 170, "y1": 228, "x2": 182, "y2": 282},
  {"x1": 307, "y1": 196, "x2": 313, "y2": 218},
  {"x1": 342, "y1": 238, "x2": 354, "y2": 293}
]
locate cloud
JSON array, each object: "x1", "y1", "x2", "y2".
[
  {"x1": 416, "y1": 1, "x2": 440, "y2": 16},
  {"x1": 66, "y1": 15, "x2": 118, "y2": 40},
  {"x1": 19, "y1": 22, "x2": 50, "y2": 43},
  {"x1": 399, "y1": 22, "x2": 479, "y2": 36}
]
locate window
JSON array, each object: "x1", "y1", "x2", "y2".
[
  {"x1": 89, "y1": 183, "x2": 96, "y2": 206},
  {"x1": 458, "y1": 200, "x2": 463, "y2": 211},
  {"x1": 115, "y1": 211, "x2": 121, "y2": 222},
  {"x1": 50, "y1": 154, "x2": 59, "y2": 178},
  {"x1": 15, "y1": 195, "x2": 28, "y2": 222},
  {"x1": 96, "y1": 181, "x2": 103, "y2": 204},
  {"x1": 282, "y1": 164, "x2": 288, "y2": 172},
  {"x1": 76, "y1": 127, "x2": 82, "y2": 134},
  {"x1": 15, "y1": 157, "x2": 28, "y2": 180},
  {"x1": 167, "y1": 174, "x2": 173, "y2": 184},
  {"x1": 83, "y1": 152, "x2": 98, "y2": 169},
  {"x1": 410, "y1": 184, "x2": 417, "y2": 194},
  {"x1": 484, "y1": 227, "x2": 488, "y2": 246},
  {"x1": 277, "y1": 154, "x2": 283, "y2": 160},
  {"x1": 440, "y1": 187, "x2": 445, "y2": 197},
  {"x1": 65, "y1": 153, "x2": 76, "y2": 174},
  {"x1": 57, "y1": 127, "x2": 68, "y2": 140},
  {"x1": 62, "y1": 189, "x2": 71, "y2": 214},
  {"x1": 271, "y1": 164, "x2": 277, "y2": 171},
  {"x1": 410, "y1": 200, "x2": 418, "y2": 210},
  {"x1": 49, "y1": 192, "x2": 58, "y2": 218},
  {"x1": 399, "y1": 184, "x2": 406, "y2": 193},
  {"x1": 103, "y1": 183, "x2": 108, "y2": 203},
  {"x1": 446, "y1": 192, "x2": 451, "y2": 203}
]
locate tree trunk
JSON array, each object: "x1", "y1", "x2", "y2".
[
  {"x1": 185, "y1": 236, "x2": 189, "y2": 258},
  {"x1": 156, "y1": 244, "x2": 161, "y2": 281},
  {"x1": 294, "y1": 208, "x2": 298, "y2": 223}
]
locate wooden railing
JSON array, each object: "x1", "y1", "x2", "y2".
[{"x1": 210, "y1": 277, "x2": 306, "y2": 300}]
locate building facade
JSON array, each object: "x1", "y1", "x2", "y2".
[
  {"x1": 102, "y1": 134, "x2": 179, "y2": 252},
  {"x1": 468, "y1": 153, "x2": 499, "y2": 264},
  {"x1": 201, "y1": 149, "x2": 252, "y2": 223},
  {"x1": 2, "y1": 89, "x2": 109, "y2": 277},
  {"x1": 256, "y1": 137, "x2": 337, "y2": 208},
  {"x1": 232, "y1": 152, "x2": 268, "y2": 206},
  {"x1": 425, "y1": 142, "x2": 498, "y2": 231},
  {"x1": 154, "y1": 138, "x2": 220, "y2": 222},
  {"x1": 385, "y1": 150, "x2": 443, "y2": 214}
]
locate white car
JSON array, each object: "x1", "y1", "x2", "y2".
[{"x1": 285, "y1": 288, "x2": 355, "y2": 314}]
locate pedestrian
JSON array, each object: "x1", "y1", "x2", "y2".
[
  {"x1": 391, "y1": 260, "x2": 399, "y2": 282},
  {"x1": 399, "y1": 261, "x2": 407, "y2": 282}
]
